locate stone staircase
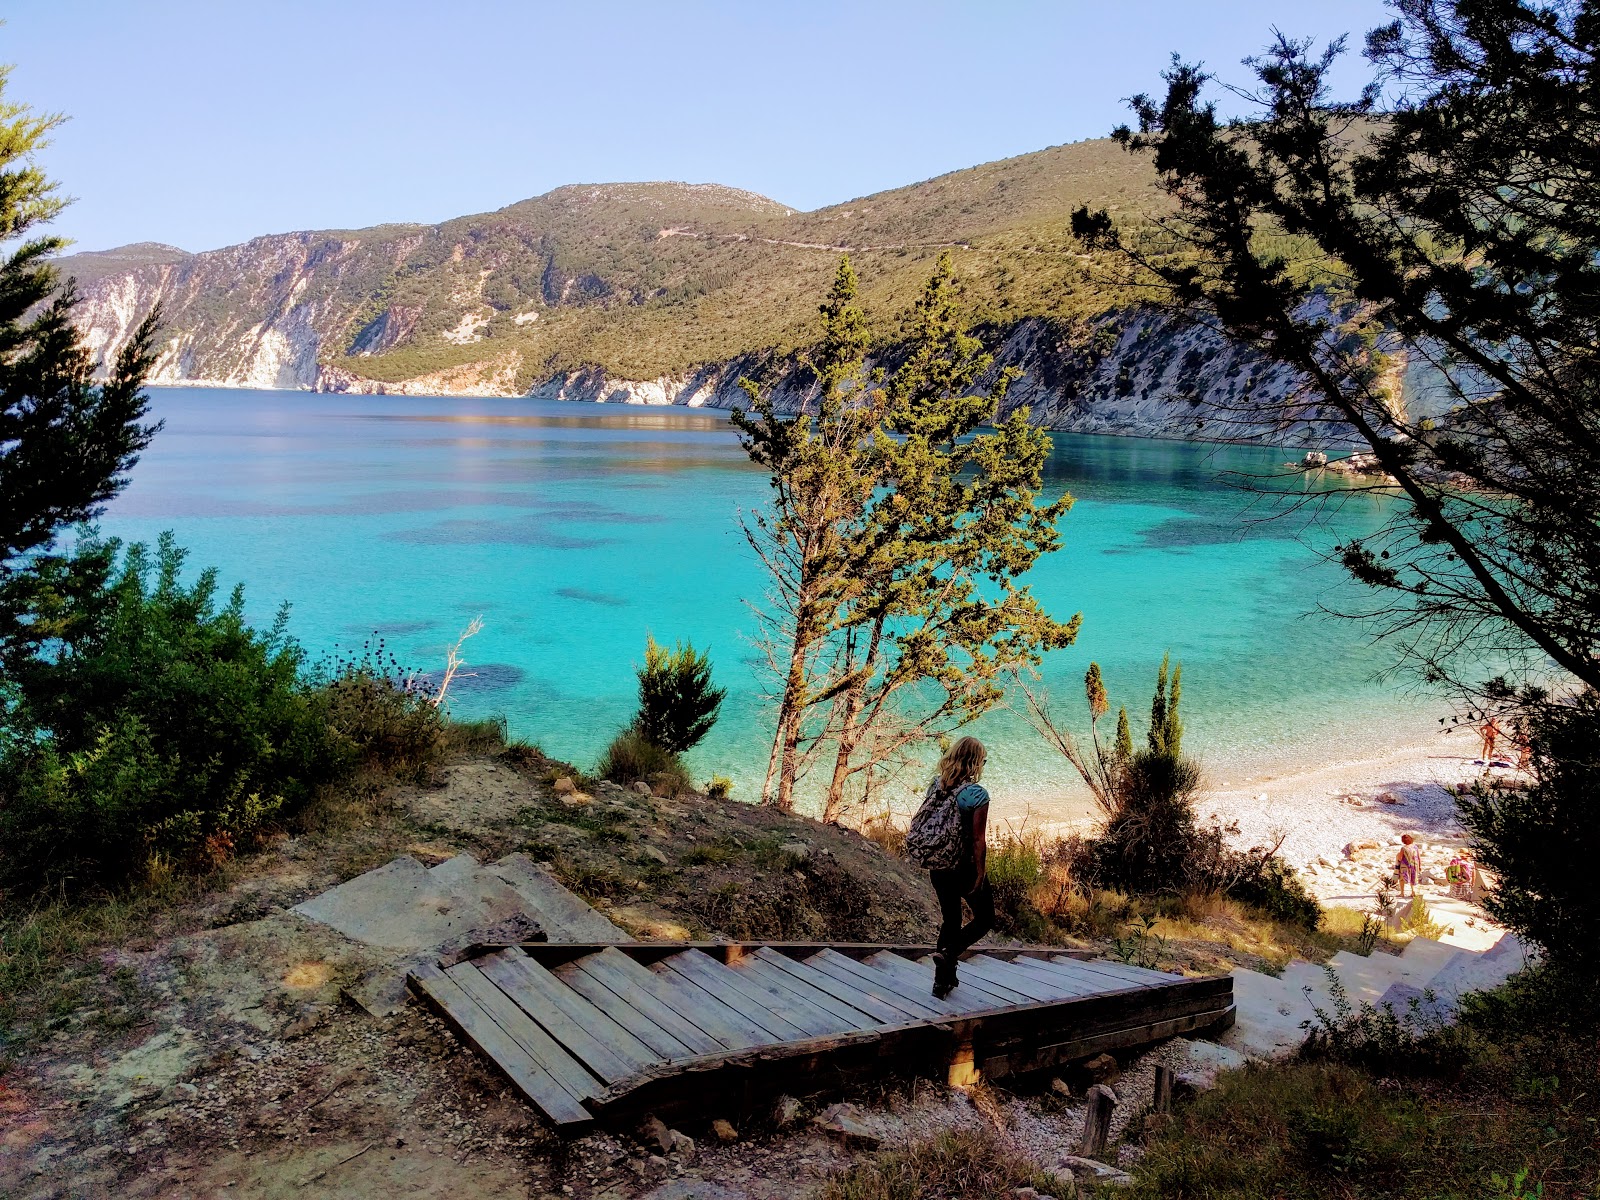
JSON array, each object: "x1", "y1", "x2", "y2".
[
  {"x1": 292, "y1": 852, "x2": 626, "y2": 1013},
  {"x1": 1219, "y1": 933, "x2": 1531, "y2": 1060}
]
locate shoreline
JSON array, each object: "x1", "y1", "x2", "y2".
[
  {"x1": 990, "y1": 724, "x2": 1513, "y2": 949},
  {"x1": 998, "y1": 725, "x2": 1502, "y2": 893}
]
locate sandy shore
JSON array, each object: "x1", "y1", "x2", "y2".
[{"x1": 995, "y1": 725, "x2": 1516, "y2": 945}]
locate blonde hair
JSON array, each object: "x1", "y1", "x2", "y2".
[{"x1": 937, "y1": 736, "x2": 987, "y2": 790}]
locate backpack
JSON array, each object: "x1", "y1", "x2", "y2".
[{"x1": 904, "y1": 779, "x2": 974, "y2": 871}]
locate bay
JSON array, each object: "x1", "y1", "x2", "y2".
[{"x1": 99, "y1": 387, "x2": 1438, "y2": 817}]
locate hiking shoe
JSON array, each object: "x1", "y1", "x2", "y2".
[{"x1": 931, "y1": 952, "x2": 957, "y2": 999}]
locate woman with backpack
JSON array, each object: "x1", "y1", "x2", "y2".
[{"x1": 904, "y1": 736, "x2": 993, "y2": 999}]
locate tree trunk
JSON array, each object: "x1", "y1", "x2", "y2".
[{"x1": 821, "y1": 615, "x2": 886, "y2": 822}]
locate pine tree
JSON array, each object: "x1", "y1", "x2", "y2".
[
  {"x1": 731, "y1": 258, "x2": 884, "y2": 810},
  {"x1": 737, "y1": 254, "x2": 1078, "y2": 815},
  {"x1": 633, "y1": 635, "x2": 726, "y2": 755},
  {"x1": 0, "y1": 68, "x2": 160, "y2": 661},
  {"x1": 813, "y1": 253, "x2": 1078, "y2": 820}
]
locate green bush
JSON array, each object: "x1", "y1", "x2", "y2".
[
  {"x1": 632, "y1": 635, "x2": 725, "y2": 754},
  {"x1": 314, "y1": 637, "x2": 446, "y2": 778},
  {"x1": 1457, "y1": 690, "x2": 1600, "y2": 981},
  {"x1": 0, "y1": 534, "x2": 340, "y2": 889},
  {"x1": 595, "y1": 727, "x2": 690, "y2": 794}
]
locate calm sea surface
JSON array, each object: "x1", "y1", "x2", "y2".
[{"x1": 98, "y1": 388, "x2": 1443, "y2": 817}]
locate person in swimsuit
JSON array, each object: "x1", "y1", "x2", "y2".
[
  {"x1": 1395, "y1": 833, "x2": 1422, "y2": 897},
  {"x1": 927, "y1": 736, "x2": 994, "y2": 1000}
]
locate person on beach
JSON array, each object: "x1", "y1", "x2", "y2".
[
  {"x1": 903, "y1": 736, "x2": 993, "y2": 1000},
  {"x1": 1395, "y1": 834, "x2": 1422, "y2": 897},
  {"x1": 1479, "y1": 715, "x2": 1502, "y2": 765}
]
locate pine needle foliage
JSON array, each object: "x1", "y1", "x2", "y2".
[
  {"x1": 633, "y1": 635, "x2": 726, "y2": 755},
  {"x1": 735, "y1": 254, "x2": 1078, "y2": 815}
]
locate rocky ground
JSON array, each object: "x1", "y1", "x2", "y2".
[
  {"x1": 0, "y1": 749, "x2": 1034, "y2": 1200},
  {"x1": 0, "y1": 742, "x2": 1491, "y2": 1198}
]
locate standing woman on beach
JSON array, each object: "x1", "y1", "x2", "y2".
[{"x1": 904, "y1": 736, "x2": 994, "y2": 999}]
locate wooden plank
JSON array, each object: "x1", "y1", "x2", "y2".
[
  {"x1": 807, "y1": 949, "x2": 945, "y2": 1021},
  {"x1": 914, "y1": 955, "x2": 1033, "y2": 1009},
  {"x1": 408, "y1": 963, "x2": 593, "y2": 1128},
  {"x1": 751, "y1": 948, "x2": 910, "y2": 1026},
  {"x1": 740, "y1": 952, "x2": 882, "y2": 1031},
  {"x1": 861, "y1": 952, "x2": 983, "y2": 1016},
  {"x1": 988, "y1": 955, "x2": 1111, "y2": 999},
  {"x1": 956, "y1": 955, "x2": 1070, "y2": 1002},
  {"x1": 714, "y1": 956, "x2": 860, "y2": 1037},
  {"x1": 552, "y1": 959, "x2": 698, "y2": 1061},
  {"x1": 1055, "y1": 956, "x2": 1175, "y2": 986},
  {"x1": 446, "y1": 962, "x2": 602, "y2": 1101},
  {"x1": 563, "y1": 948, "x2": 727, "y2": 1057},
  {"x1": 1027, "y1": 956, "x2": 1154, "y2": 995},
  {"x1": 812, "y1": 953, "x2": 947, "y2": 1017},
  {"x1": 917, "y1": 955, "x2": 1033, "y2": 1007},
  {"x1": 654, "y1": 951, "x2": 814, "y2": 1042},
  {"x1": 979, "y1": 1004, "x2": 1236, "y2": 1078},
  {"x1": 625, "y1": 953, "x2": 781, "y2": 1051},
  {"x1": 477, "y1": 950, "x2": 656, "y2": 1081}
]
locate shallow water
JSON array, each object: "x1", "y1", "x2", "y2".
[{"x1": 99, "y1": 388, "x2": 1443, "y2": 817}]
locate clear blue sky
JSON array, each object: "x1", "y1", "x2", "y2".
[{"x1": 5, "y1": 0, "x2": 1393, "y2": 254}]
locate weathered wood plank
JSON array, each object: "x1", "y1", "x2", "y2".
[
  {"x1": 912, "y1": 955, "x2": 1025, "y2": 1009},
  {"x1": 629, "y1": 955, "x2": 782, "y2": 1051},
  {"x1": 862, "y1": 952, "x2": 985, "y2": 1016},
  {"x1": 739, "y1": 953, "x2": 882, "y2": 1032},
  {"x1": 956, "y1": 955, "x2": 1069, "y2": 1002},
  {"x1": 807, "y1": 949, "x2": 944, "y2": 1021},
  {"x1": 1024, "y1": 956, "x2": 1153, "y2": 993},
  {"x1": 752, "y1": 948, "x2": 909, "y2": 1026},
  {"x1": 988, "y1": 955, "x2": 1111, "y2": 998},
  {"x1": 654, "y1": 951, "x2": 811, "y2": 1043},
  {"x1": 1056, "y1": 956, "x2": 1176, "y2": 987},
  {"x1": 478, "y1": 950, "x2": 655, "y2": 1081},
  {"x1": 938, "y1": 957, "x2": 1038, "y2": 1006},
  {"x1": 979, "y1": 1003, "x2": 1235, "y2": 1078},
  {"x1": 408, "y1": 963, "x2": 593, "y2": 1128},
  {"x1": 564, "y1": 949, "x2": 728, "y2": 1057},
  {"x1": 552, "y1": 960, "x2": 698, "y2": 1061},
  {"x1": 446, "y1": 962, "x2": 602, "y2": 1102},
  {"x1": 812, "y1": 953, "x2": 947, "y2": 1017},
  {"x1": 713, "y1": 956, "x2": 859, "y2": 1037}
]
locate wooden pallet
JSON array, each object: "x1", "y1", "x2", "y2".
[{"x1": 408, "y1": 942, "x2": 1234, "y2": 1131}]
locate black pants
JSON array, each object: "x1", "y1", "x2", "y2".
[{"x1": 930, "y1": 866, "x2": 994, "y2": 964}]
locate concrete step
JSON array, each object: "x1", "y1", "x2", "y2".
[
  {"x1": 490, "y1": 853, "x2": 628, "y2": 942},
  {"x1": 1398, "y1": 936, "x2": 1464, "y2": 975}
]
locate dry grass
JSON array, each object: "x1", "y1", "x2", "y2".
[{"x1": 816, "y1": 1125, "x2": 1073, "y2": 1200}]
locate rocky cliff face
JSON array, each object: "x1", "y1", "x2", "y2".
[
  {"x1": 56, "y1": 157, "x2": 1374, "y2": 446},
  {"x1": 63, "y1": 235, "x2": 1358, "y2": 445},
  {"x1": 69, "y1": 228, "x2": 426, "y2": 390},
  {"x1": 511, "y1": 313, "x2": 1354, "y2": 447}
]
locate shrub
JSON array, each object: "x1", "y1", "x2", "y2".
[
  {"x1": 987, "y1": 829, "x2": 1051, "y2": 940},
  {"x1": 632, "y1": 635, "x2": 725, "y2": 754},
  {"x1": 817, "y1": 1126, "x2": 1071, "y2": 1200},
  {"x1": 1457, "y1": 690, "x2": 1600, "y2": 981},
  {"x1": 0, "y1": 534, "x2": 341, "y2": 890},
  {"x1": 857, "y1": 811, "x2": 906, "y2": 859},
  {"x1": 596, "y1": 727, "x2": 690, "y2": 793},
  {"x1": 315, "y1": 638, "x2": 445, "y2": 778},
  {"x1": 704, "y1": 774, "x2": 733, "y2": 801},
  {"x1": 1298, "y1": 968, "x2": 1471, "y2": 1079}
]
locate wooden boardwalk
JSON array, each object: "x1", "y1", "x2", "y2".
[{"x1": 409, "y1": 942, "x2": 1235, "y2": 1131}]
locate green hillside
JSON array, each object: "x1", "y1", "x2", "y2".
[
  {"x1": 362, "y1": 139, "x2": 1164, "y2": 385},
  {"x1": 57, "y1": 139, "x2": 1174, "y2": 390}
]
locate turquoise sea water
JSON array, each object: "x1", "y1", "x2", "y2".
[{"x1": 98, "y1": 388, "x2": 1442, "y2": 818}]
